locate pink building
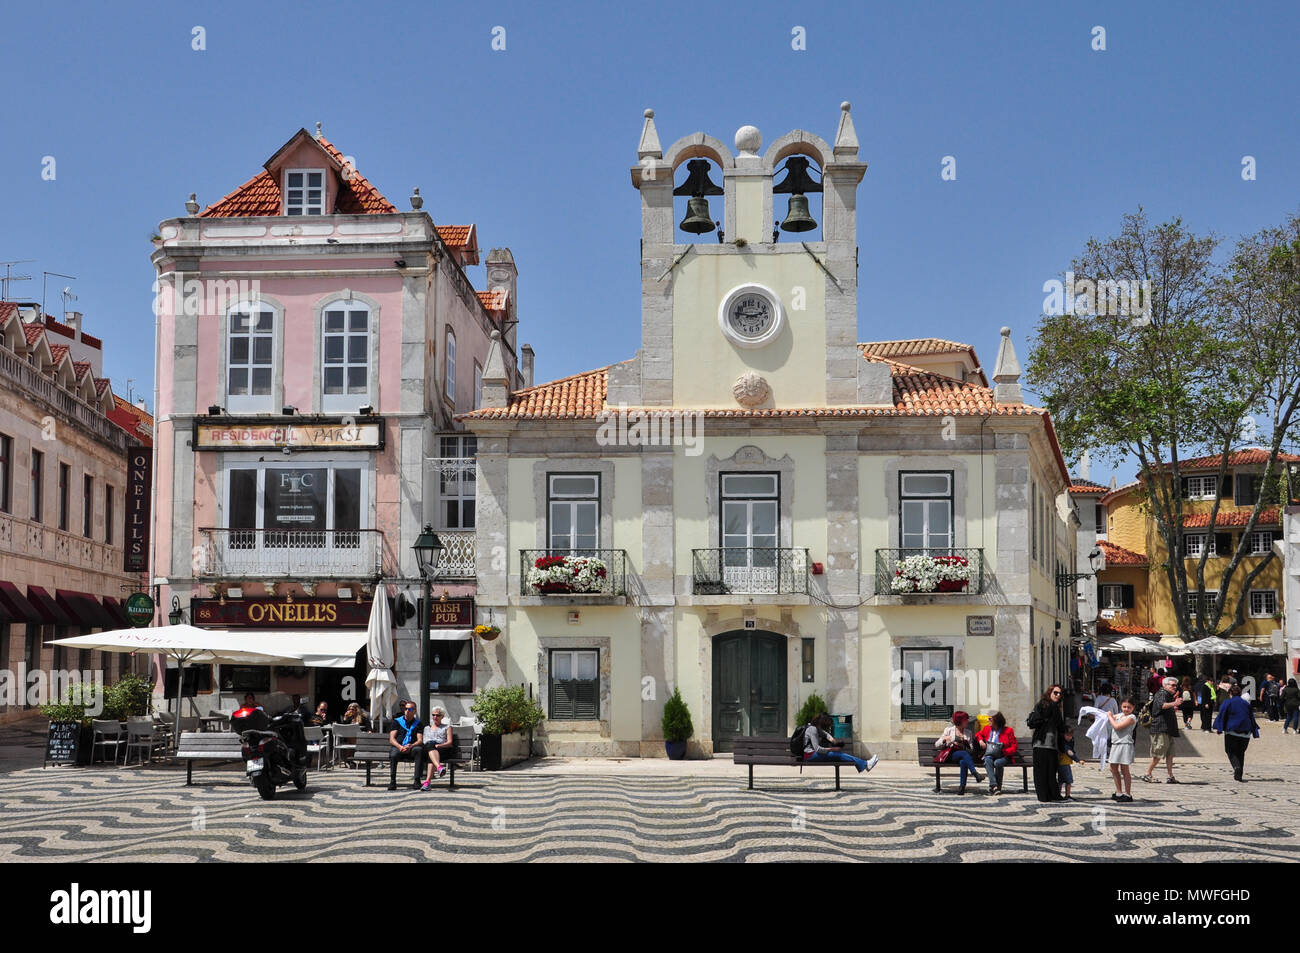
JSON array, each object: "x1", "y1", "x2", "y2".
[{"x1": 150, "y1": 126, "x2": 525, "y2": 719}]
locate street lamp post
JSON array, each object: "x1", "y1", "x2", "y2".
[{"x1": 412, "y1": 524, "x2": 445, "y2": 724}]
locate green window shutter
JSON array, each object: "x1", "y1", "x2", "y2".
[
  {"x1": 574, "y1": 679, "x2": 598, "y2": 720},
  {"x1": 550, "y1": 679, "x2": 574, "y2": 720}
]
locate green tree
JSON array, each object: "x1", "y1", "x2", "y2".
[{"x1": 1026, "y1": 208, "x2": 1300, "y2": 642}]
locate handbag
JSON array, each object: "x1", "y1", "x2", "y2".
[
  {"x1": 934, "y1": 746, "x2": 953, "y2": 764},
  {"x1": 985, "y1": 740, "x2": 1005, "y2": 758}
]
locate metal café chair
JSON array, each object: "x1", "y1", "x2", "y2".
[
  {"x1": 304, "y1": 726, "x2": 328, "y2": 771},
  {"x1": 330, "y1": 724, "x2": 361, "y2": 767},
  {"x1": 124, "y1": 719, "x2": 164, "y2": 765},
  {"x1": 90, "y1": 719, "x2": 126, "y2": 765}
]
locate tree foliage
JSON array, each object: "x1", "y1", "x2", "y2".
[{"x1": 1026, "y1": 208, "x2": 1300, "y2": 641}]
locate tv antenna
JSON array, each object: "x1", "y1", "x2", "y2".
[
  {"x1": 41, "y1": 271, "x2": 76, "y2": 320},
  {"x1": 0, "y1": 260, "x2": 34, "y2": 299}
]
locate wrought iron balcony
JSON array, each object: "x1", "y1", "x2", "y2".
[
  {"x1": 520, "y1": 549, "x2": 629, "y2": 597},
  {"x1": 692, "y1": 548, "x2": 810, "y2": 595},
  {"x1": 875, "y1": 548, "x2": 986, "y2": 596},
  {"x1": 198, "y1": 528, "x2": 385, "y2": 579},
  {"x1": 435, "y1": 530, "x2": 476, "y2": 579}
]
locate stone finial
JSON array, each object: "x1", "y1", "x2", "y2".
[
  {"x1": 315, "y1": 121, "x2": 323, "y2": 139},
  {"x1": 185, "y1": 192, "x2": 199, "y2": 215},
  {"x1": 480, "y1": 329, "x2": 511, "y2": 409},
  {"x1": 410, "y1": 187, "x2": 423, "y2": 210},
  {"x1": 735, "y1": 125, "x2": 762, "y2": 157},
  {"x1": 638, "y1": 108, "x2": 663, "y2": 160},
  {"x1": 993, "y1": 326, "x2": 1023, "y2": 404},
  {"x1": 833, "y1": 101, "x2": 859, "y2": 159}
]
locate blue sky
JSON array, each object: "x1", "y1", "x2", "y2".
[{"x1": 3, "y1": 0, "x2": 1297, "y2": 488}]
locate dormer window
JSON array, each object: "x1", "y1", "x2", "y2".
[{"x1": 285, "y1": 170, "x2": 325, "y2": 215}]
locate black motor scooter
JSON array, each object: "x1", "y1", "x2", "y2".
[{"x1": 231, "y1": 706, "x2": 309, "y2": 800}]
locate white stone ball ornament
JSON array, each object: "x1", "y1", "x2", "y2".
[{"x1": 735, "y1": 125, "x2": 762, "y2": 156}]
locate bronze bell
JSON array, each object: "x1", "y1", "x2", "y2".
[
  {"x1": 780, "y1": 194, "x2": 817, "y2": 232},
  {"x1": 773, "y1": 155, "x2": 822, "y2": 233},
  {"x1": 673, "y1": 158, "x2": 723, "y2": 235},
  {"x1": 679, "y1": 197, "x2": 716, "y2": 234}
]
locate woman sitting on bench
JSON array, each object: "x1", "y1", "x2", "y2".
[
  {"x1": 421, "y1": 707, "x2": 455, "y2": 790},
  {"x1": 803, "y1": 713, "x2": 878, "y2": 773},
  {"x1": 934, "y1": 710, "x2": 983, "y2": 794}
]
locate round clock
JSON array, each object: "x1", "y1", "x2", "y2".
[{"x1": 718, "y1": 284, "x2": 784, "y2": 348}]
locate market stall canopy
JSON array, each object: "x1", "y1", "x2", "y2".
[
  {"x1": 47, "y1": 625, "x2": 367, "y2": 668},
  {"x1": 1099, "y1": 636, "x2": 1172, "y2": 655},
  {"x1": 1183, "y1": 636, "x2": 1273, "y2": 656}
]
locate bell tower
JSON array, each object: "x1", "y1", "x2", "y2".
[{"x1": 610, "y1": 104, "x2": 885, "y2": 410}]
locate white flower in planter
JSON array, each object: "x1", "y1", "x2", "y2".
[
  {"x1": 891, "y1": 553, "x2": 972, "y2": 593},
  {"x1": 526, "y1": 555, "x2": 610, "y2": 593}
]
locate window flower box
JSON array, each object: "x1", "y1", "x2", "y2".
[
  {"x1": 526, "y1": 555, "x2": 609, "y2": 594},
  {"x1": 890, "y1": 553, "x2": 973, "y2": 594}
]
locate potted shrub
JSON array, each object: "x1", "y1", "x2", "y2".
[
  {"x1": 891, "y1": 553, "x2": 972, "y2": 594},
  {"x1": 102, "y1": 673, "x2": 154, "y2": 721},
  {"x1": 795, "y1": 692, "x2": 829, "y2": 730},
  {"x1": 471, "y1": 685, "x2": 544, "y2": 770},
  {"x1": 526, "y1": 554, "x2": 609, "y2": 594},
  {"x1": 661, "y1": 688, "x2": 693, "y2": 759}
]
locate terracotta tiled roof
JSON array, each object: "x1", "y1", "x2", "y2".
[
  {"x1": 109, "y1": 395, "x2": 153, "y2": 445},
  {"x1": 44, "y1": 316, "x2": 102, "y2": 349},
  {"x1": 437, "y1": 226, "x2": 474, "y2": 247},
  {"x1": 0, "y1": 302, "x2": 17, "y2": 323},
  {"x1": 48, "y1": 344, "x2": 70, "y2": 365},
  {"x1": 1069, "y1": 478, "x2": 1108, "y2": 495},
  {"x1": 73, "y1": 361, "x2": 92, "y2": 380},
  {"x1": 200, "y1": 132, "x2": 397, "y2": 218},
  {"x1": 1100, "y1": 480, "x2": 1141, "y2": 506},
  {"x1": 94, "y1": 378, "x2": 110, "y2": 396},
  {"x1": 1155, "y1": 449, "x2": 1300, "y2": 471},
  {"x1": 477, "y1": 289, "x2": 507, "y2": 311},
  {"x1": 1182, "y1": 508, "x2": 1279, "y2": 529},
  {"x1": 470, "y1": 365, "x2": 613, "y2": 419},
  {"x1": 22, "y1": 323, "x2": 45, "y2": 346},
  {"x1": 859, "y1": 338, "x2": 975, "y2": 359},
  {"x1": 1098, "y1": 620, "x2": 1162, "y2": 637},
  {"x1": 1099, "y1": 539, "x2": 1147, "y2": 567}
]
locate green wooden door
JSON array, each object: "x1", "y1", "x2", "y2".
[{"x1": 713, "y1": 632, "x2": 787, "y2": 752}]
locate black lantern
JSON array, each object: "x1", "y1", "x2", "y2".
[
  {"x1": 412, "y1": 525, "x2": 444, "y2": 579},
  {"x1": 168, "y1": 595, "x2": 185, "y2": 626},
  {"x1": 411, "y1": 524, "x2": 444, "y2": 723}
]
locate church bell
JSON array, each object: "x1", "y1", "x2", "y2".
[
  {"x1": 673, "y1": 158, "x2": 723, "y2": 235},
  {"x1": 773, "y1": 155, "x2": 822, "y2": 233}
]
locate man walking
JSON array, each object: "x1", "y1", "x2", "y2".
[
  {"x1": 387, "y1": 701, "x2": 425, "y2": 791},
  {"x1": 1213, "y1": 683, "x2": 1260, "y2": 783},
  {"x1": 1198, "y1": 676, "x2": 1216, "y2": 732},
  {"x1": 1141, "y1": 676, "x2": 1181, "y2": 784},
  {"x1": 1263, "y1": 674, "x2": 1281, "y2": 722}
]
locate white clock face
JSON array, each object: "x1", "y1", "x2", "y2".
[
  {"x1": 718, "y1": 284, "x2": 784, "y2": 348},
  {"x1": 728, "y1": 294, "x2": 774, "y2": 338}
]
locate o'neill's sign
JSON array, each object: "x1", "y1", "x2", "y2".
[
  {"x1": 192, "y1": 597, "x2": 373, "y2": 628},
  {"x1": 125, "y1": 448, "x2": 152, "y2": 572}
]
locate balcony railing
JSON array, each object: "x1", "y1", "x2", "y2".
[
  {"x1": 520, "y1": 549, "x2": 629, "y2": 597},
  {"x1": 692, "y1": 548, "x2": 809, "y2": 595},
  {"x1": 875, "y1": 548, "x2": 986, "y2": 596},
  {"x1": 198, "y1": 528, "x2": 385, "y2": 579},
  {"x1": 436, "y1": 530, "x2": 476, "y2": 579}
]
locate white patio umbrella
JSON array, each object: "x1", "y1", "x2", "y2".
[
  {"x1": 1184, "y1": 636, "x2": 1272, "y2": 656},
  {"x1": 364, "y1": 584, "x2": 398, "y2": 729},
  {"x1": 50, "y1": 624, "x2": 367, "y2": 750},
  {"x1": 1101, "y1": 636, "x2": 1168, "y2": 655}
]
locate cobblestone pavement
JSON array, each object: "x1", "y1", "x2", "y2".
[{"x1": 1, "y1": 754, "x2": 1297, "y2": 862}]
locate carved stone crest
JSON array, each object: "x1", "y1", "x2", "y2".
[{"x1": 732, "y1": 372, "x2": 771, "y2": 407}]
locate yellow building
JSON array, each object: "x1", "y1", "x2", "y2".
[{"x1": 1094, "y1": 450, "x2": 1293, "y2": 650}]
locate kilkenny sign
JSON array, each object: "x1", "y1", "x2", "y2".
[
  {"x1": 195, "y1": 420, "x2": 383, "y2": 451},
  {"x1": 125, "y1": 448, "x2": 152, "y2": 572},
  {"x1": 191, "y1": 597, "x2": 373, "y2": 628}
]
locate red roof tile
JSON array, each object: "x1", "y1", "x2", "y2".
[
  {"x1": 108, "y1": 395, "x2": 153, "y2": 445},
  {"x1": 1099, "y1": 539, "x2": 1147, "y2": 567},
  {"x1": 94, "y1": 378, "x2": 110, "y2": 396},
  {"x1": 43, "y1": 316, "x2": 102, "y2": 349},
  {"x1": 48, "y1": 343, "x2": 70, "y2": 365},
  {"x1": 1069, "y1": 478, "x2": 1108, "y2": 495},
  {"x1": 22, "y1": 323, "x2": 45, "y2": 346},
  {"x1": 73, "y1": 361, "x2": 92, "y2": 380},
  {"x1": 437, "y1": 226, "x2": 474, "y2": 247},
  {"x1": 1156, "y1": 449, "x2": 1300, "y2": 471},
  {"x1": 1098, "y1": 620, "x2": 1162, "y2": 637},
  {"x1": 859, "y1": 338, "x2": 975, "y2": 359},
  {"x1": 0, "y1": 302, "x2": 16, "y2": 323},
  {"x1": 1182, "y1": 508, "x2": 1279, "y2": 529},
  {"x1": 200, "y1": 132, "x2": 397, "y2": 218},
  {"x1": 477, "y1": 289, "x2": 508, "y2": 311}
]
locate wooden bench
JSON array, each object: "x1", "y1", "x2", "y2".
[
  {"x1": 176, "y1": 731, "x2": 243, "y2": 785},
  {"x1": 917, "y1": 737, "x2": 1030, "y2": 793},
  {"x1": 354, "y1": 731, "x2": 476, "y2": 789},
  {"x1": 732, "y1": 735, "x2": 860, "y2": 791}
]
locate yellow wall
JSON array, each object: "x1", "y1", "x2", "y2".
[
  {"x1": 1106, "y1": 489, "x2": 1147, "y2": 554},
  {"x1": 671, "y1": 252, "x2": 826, "y2": 407}
]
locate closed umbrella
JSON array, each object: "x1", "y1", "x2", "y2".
[{"x1": 364, "y1": 584, "x2": 398, "y2": 730}]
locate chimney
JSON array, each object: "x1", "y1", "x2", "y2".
[
  {"x1": 521, "y1": 344, "x2": 535, "y2": 389},
  {"x1": 135, "y1": 399, "x2": 148, "y2": 412},
  {"x1": 1079, "y1": 449, "x2": 1091, "y2": 482},
  {"x1": 479, "y1": 331, "x2": 511, "y2": 410},
  {"x1": 65, "y1": 311, "x2": 82, "y2": 342},
  {"x1": 992, "y1": 326, "x2": 1023, "y2": 404},
  {"x1": 485, "y1": 248, "x2": 518, "y2": 351}
]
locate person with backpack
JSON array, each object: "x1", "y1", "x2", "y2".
[
  {"x1": 1282, "y1": 678, "x2": 1300, "y2": 734},
  {"x1": 1141, "y1": 676, "x2": 1182, "y2": 784},
  {"x1": 795, "y1": 712, "x2": 878, "y2": 774},
  {"x1": 1028, "y1": 685, "x2": 1067, "y2": 802}
]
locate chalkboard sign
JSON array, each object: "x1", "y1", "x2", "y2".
[{"x1": 45, "y1": 721, "x2": 82, "y2": 767}]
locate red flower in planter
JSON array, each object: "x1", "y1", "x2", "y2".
[{"x1": 535, "y1": 556, "x2": 568, "y2": 570}]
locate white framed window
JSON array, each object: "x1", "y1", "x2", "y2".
[
  {"x1": 548, "y1": 473, "x2": 598, "y2": 552},
  {"x1": 721, "y1": 472, "x2": 779, "y2": 580},
  {"x1": 1185, "y1": 590, "x2": 1220, "y2": 616},
  {"x1": 444, "y1": 329, "x2": 456, "y2": 404},
  {"x1": 549, "y1": 649, "x2": 599, "y2": 720},
  {"x1": 473, "y1": 361, "x2": 483, "y2": 411},
  {"x1": 1099, "y1": 584, "x2": 1130, "y2": 610},
  {"x1": 1249, "y1": 530, "x2": 1274, "y2": 555},
  {"x1": 1249, "y1": 589, "x2": 1277, "y2": 618},
  {"x1": 321, "y1": 303, "x2": 370, "y2": 412},
  {"x1": 1184, "y1": 533, "x2": 1214, "y2": 558},
  {"x1": 284, "y1": 169, "x2": 325, "y2": 216},
  {"x1": 900, "y1": 471, "x2": 953, "y2": 552},
  {"x1": 227, "y1": 305, "x2": 275, "y2": 412},
  {"x1": 1186, "y1": 475, "x2": 1218, "y2": 499},
  {"x1": 436, "y1": 434, "x2": 476, "y2": 531}
]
